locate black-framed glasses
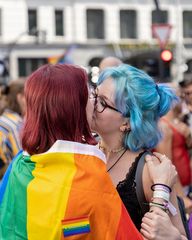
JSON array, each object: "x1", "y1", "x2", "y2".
[
  {"x1": 90, "y1": 88, "x2": 121, "y2": 114},
  {"x1": 96, "y1": 95, "x2": 121, "y2": 113}
]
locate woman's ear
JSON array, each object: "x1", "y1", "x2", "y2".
[{"x1": 120, "y1": 122, "x2": 131, "y2": 132}]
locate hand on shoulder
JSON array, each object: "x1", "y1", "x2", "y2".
[{"x1": 145, "y1": 152, "x2": 177, "y2": 188}]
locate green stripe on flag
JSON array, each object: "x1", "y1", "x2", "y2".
[{"x1": 0, "y1": 153, "x2": 35, "y2": 239}]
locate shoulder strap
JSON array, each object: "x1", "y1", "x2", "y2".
[
  {"x1": 135, "y1": 151, "x2": 152, "y2": 215},
  {"x1": 177, "y1": 196, "x2": 191, "y2": 239}
]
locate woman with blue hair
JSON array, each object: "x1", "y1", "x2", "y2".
[{"x1": 91, "y1": 64, "x2": 188, "y2": 239}]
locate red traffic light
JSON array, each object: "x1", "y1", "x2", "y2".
[{"x1": 160, "y1": 50, "x2": 172, "y2": 62}]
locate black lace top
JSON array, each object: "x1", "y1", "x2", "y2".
[{"x1": 116, "y1": 151, "x2": 146, "y2": 230}]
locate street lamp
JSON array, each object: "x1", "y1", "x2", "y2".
[{"x1": 3, "y1": 28, "x2": 47, "y2": 83}]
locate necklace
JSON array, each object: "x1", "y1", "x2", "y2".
[
  {"x1": 107, "y1": 149, "x2": 127, "y2": 172},
  {"x1": 99, "y1": 142, "x2": 125, "y2": 153}
]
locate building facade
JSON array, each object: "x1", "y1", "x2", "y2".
[{"x1": 0, "y1": 0, "x2": 191, "y2": 80}]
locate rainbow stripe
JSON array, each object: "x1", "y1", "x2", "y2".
[
  {"x1": 62, "y1": 217, "x2": 90, "y2": 237},
  {"x1": 0, "y1": 140, "x2": 143, "y2": 240},
  {"x1": 47, "y1": 54, "x2": 65, "y2": 64}
]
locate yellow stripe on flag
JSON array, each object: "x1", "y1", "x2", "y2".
[{"x1": 27, "y1": 152, "x2": 77, "y2": 240}]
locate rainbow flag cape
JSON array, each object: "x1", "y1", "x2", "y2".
[{"x1": 0, "y1": 140, "x2": 143, "y2": 240}]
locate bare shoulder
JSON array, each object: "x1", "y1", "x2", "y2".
[{"x1": 159, "y1": 121, "x2": 173, "y2": 137}]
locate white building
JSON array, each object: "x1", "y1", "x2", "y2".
[{"x1": 0, "y1": 0, "x2": 191, "y2": 80}]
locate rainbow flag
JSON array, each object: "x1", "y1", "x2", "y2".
[
  {"x1": 62, "y1": 216, "x2": 90, "y2": 237},
  {"x1": 48, "y1": 54, "x2": 65, "y2": 64},
  {"x1": 0, "y1": 140, "x2": 143, "y2": 240},
  {"x1": 48, "y1": 45, "x2": 76, "y2": 64}
]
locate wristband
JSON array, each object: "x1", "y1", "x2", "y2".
[{"x1": 153, "y1": 190, "x2": 170, "y2": 202}]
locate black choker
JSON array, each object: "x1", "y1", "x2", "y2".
[{"x1": 107, "y1": 149, "x2": 127, "y2": 172}]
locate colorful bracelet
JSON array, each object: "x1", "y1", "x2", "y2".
[
  {"x1": 152, "y1": 186, "x2": 170, "y2": 193},
  {"x1": 151, "y1": 183, "x2": 172, "y2": 193},
  {"x1": 149, "y1": 202, "x2": 168, "y2": 213},
  {"x1": 150, "y1": 200, "x2": 177, "y2": 216}
]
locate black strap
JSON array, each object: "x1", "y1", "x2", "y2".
[
  {"x1": 177, "y1": 196, "x2": 191, "y2": 240},
  {"x1": 135, "y1": 151, "x2": 152, "y2": 215}
]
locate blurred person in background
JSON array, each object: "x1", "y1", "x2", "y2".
[
  {"x1": 0, "y1": 78, "x2": 25, "y2": 178},
  {"x1": 179, "y1": 74, "x2": 192, "y2": 130},
  {"x1": 179, "y1": 74, "x2": 192, "y2": 201},
  {"x1": 99, "y1": 56, "x2": 122, "y2": 72},
  {"x1": 155, "y1": 83, "x2": 192, "y2": 215},
  {"x1": 0, "y1": 85, "x2": 8, "y2": 115}
]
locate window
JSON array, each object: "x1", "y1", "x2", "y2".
[
  {"x1": 120, "y1": 10, "x2": 137, "y2": 39},
  {"x1": 28, "y1": 9, "x2": 37, "y2": 36},
  {"x1": 186, "y1": 59, "x2": 192, "y2": 73},
  {"x1": 183, "y1": 11, "x2": 192, "y2": 38},
  {"x1": 86, "y1": 9, "x2": 104, "y2": 39},
  {"x1": 55, "y1": 10, "x2": 64, "y2": 36},
  {"x1": 18, "y1": 58, "x2": 47, "y2": 77}
]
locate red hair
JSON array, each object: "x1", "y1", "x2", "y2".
[{"x1": 21, "y1": 64, "x2": 96, "y2": 155}]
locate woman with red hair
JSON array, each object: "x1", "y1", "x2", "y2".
[
  {"x1": 0, "y1": 64, "x2": 178, "y2": 240},
  {"x1": 22, "y1": 64, "x2": 95, "y2": 154}
]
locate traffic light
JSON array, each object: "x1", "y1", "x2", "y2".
[
  {"x1": 160, "y1": 49, "x2": 172, "y2": 62},
  {"x1": 159, "y1": 49, "x2": 172, "y2": 80},
  {"x1": 123, "y1": 50, "x2": 173, "y2": 82}
]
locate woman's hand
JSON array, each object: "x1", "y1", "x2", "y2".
[
  {"x1": 145, "y1": 152, "x2": 177, "y2": 188},
  {"x1": 140, "y1": 208, "x2": 182, "y2": 240}
]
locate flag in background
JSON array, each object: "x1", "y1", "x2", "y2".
[
  {"x1": 0, "y1": 140, "x2": 143, "y2": 240},
  {"x1": 48, "y1": 45, "x2": 77, "y2": 64}
]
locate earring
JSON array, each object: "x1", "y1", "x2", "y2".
[
  {"x1": 126, "y1": 128, "x2": 131, "y2": 133},
  {"x1": 120, "y1": 126, "x2": 131, "y2": 132}
]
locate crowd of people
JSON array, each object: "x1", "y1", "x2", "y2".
[{"x1": 0, "y1": 58, "x2": 191, "y2": 239}]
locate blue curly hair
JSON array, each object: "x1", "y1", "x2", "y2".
[{"x1": 97, "y1": 64, "x2": 178, "y2": 152}]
